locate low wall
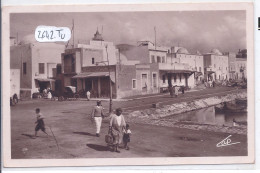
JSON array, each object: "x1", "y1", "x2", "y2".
[{"x1": 128, "y1": 91, "x2": 247, "y2": 119}]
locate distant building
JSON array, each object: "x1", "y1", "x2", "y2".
[
  {"x1": 236, "y1": 49, "x2": 247, "y2": 59},
  {"x1": 235, "y1": 58, "x2": 247, "y2": 80},
  {"x1": 203, "y1": 49, "x2": 229, "y2": 81},
  {"x1": 119, "y1": 43, "x2": 197, "y2": 97},
  {"x1": 170, "y1": 47, "x2": 204, "y2": 85},
  {"x1": 223, "y1": 52, "x2": 236, "y2": 80},
  {"x1": 10, "y1": 40, "x2": 65, "y2": 98}
]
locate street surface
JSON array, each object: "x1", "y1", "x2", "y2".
[{"x1": 11, "y1": 87, "x2": 247, "y2": 158}]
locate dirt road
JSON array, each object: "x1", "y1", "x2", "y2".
[{"x1": 11, "y1": 99, "x2": 247, "y2": 159}]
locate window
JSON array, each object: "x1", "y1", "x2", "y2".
[
  {"x1": 157, "y1": 56, "x2": 161, "y2": 63},
  {"x1": 92, "y1": 57, "x2": 95, "y2": 64},
  {"x1": 39, "y1": 63, "x2": 45, "y2": 74},
  {"x1": 162, "y1": 56, "x2": 165, "y2": 63},
  {"x1": 23, "y1": 62, "x2": 27, "y2": 75},
  {"x1": 199, "y1": 67, "x2": 201, "y2": 72},
  {"x1": 141, "y1": 74, "x2": 148, "y2": 90},
  {"x1": 132, "y1": 79, "x2": 136, "y2": 89},
  {"x1": 162, "y1": 75, "x2": 166, "y2": 83},
  {"x1": 151, "y1": 55, "x2": 155, "y2": 63}
]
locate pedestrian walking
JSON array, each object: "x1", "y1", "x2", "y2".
[
  {"x1": 91, "y1": 101, "x2": 104, "y2": 137},
  {"x1": 123, "y1": 124, "x2": 131, "y2": 150},
  {"x1": 181, "y1": 85, "x2": 185, "y2": 94},
  {"x1": 174, "y1": 85, "x2": 179, "y2": 97},
  {"x1": 86, "y1": 90, "x2": 91, "y2": 101},
  {"x1": 168, "y1": 85, "x2": 174, "y2": 97},
  {"x1": 34, "y1": 108, "x2": 48, "y2": 138},
  {"x1": 109, "y1": 108, "x2": 126, "y2": 153}
]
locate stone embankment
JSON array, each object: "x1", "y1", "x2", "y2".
[{"x1": 125, "y1": 91, "x2": 247, "y2": 135}]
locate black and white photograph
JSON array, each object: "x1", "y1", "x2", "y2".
[{"x1": 2, "y1": 2, "x2": 254, "y2": 167}]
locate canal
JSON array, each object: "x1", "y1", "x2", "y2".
[{"x1": 162, "y1": 103, "x2": 247, "y2": 127}]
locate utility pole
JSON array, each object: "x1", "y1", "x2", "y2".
[
  {"x1": 73, "y1": 19, "x2": 75, "y2": 48},
  {"x1": 154, "y1": 26, "x2": 157, "y2": 50},
  {"x1": 105, "y1": 45, "x2": 113, "y2": 113}
]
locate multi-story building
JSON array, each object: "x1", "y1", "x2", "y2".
[
  {"x1": 223, "y1": 52, "x2": 236, "y2": 80},
  {"x1": 10, "y1": 39, "x2": 65, "y2": 98},
  {"x1": 170, "y1": 47, "x2": 204, "y2": 85},
  {"x1": 61, "y1": 30, "x2": 139, "y2": 98},
  {"x1": 118, "y1": 42, "x2": 197, "y2": 96},
  {"x1": 235, "y1": 58, "x2": 247, "y2": 80},
  {"x1": 203, "y1": 49, "x2": 229, "y2": 81}
]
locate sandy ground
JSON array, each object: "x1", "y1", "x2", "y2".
[{"x1": 11, "y1": 96, "x2": 247, "y2": 159}]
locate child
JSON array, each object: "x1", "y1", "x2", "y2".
[
  {"x1": 123, "y1": 124, "x2": 131, "y2": 150},
  {"x1": 34, "y1": 108, "x2": 48, "y2": 137}
]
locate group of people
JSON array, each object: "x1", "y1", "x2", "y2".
[
  {"x1": 204, "y1": 80, "x2": 216, "y2": 88},
  {"x1": 41, "y1": 88, "x2": 52, "y2": 99},
  {"x1": 91, "y1": 101, "x2": 131, "y2": 152},
  {"x1": 33, "y1": 100, "x2": 131, "y2": 153},
  {"x1": 169, "y1": 85, "x2": 185, "y2": 97}
]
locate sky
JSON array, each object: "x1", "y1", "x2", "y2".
[{"x1": 10, "y1": 11, "x2": 246, "y2": 54}]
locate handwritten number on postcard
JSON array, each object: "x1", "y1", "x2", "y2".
[{"x1": 35, "y1": 26, "x2": 71, "y2": 42}]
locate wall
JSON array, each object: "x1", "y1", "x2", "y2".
[
  {"x1": 31, "y1": 42, "x2": 65, "y2": 93},
  {"x1": 116, "y1": 65, "x2": 139, "y2": 98},
  {"x1": 78, "y1": 41, "x2": 118, "y2": 66},
  {"x1": 211, "y1": 55, "x2": 229, "y2": 80},
  {"x1": 82, "y1": 48, "x2": 103, "y2": 67},
  {"x1": 203, "y1": 54, "x2": 212, "y2": 68},
  {"x1": 235, "y1": 59, "x2": 247, "y2": 79},
  {"x1": 10, "y1": 44, "x2": 32, "y2": 93},
  {"x1": 149, "y1": 50, "x2": 167, "y2": 63}
]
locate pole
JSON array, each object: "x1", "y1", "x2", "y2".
[
  {"x1": 105, "y1": 45, "x2": 113, "y2": 113},
  {"x1": 73, "y1": 19, "x2": 75, "y2": 48},
  {"x1": 154, "y1": 26, "x2": 156, "y2": 50}
]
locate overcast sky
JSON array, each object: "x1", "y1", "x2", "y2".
[{"x1": 10, "y1": 11, "x2": 246, "y2": 54}]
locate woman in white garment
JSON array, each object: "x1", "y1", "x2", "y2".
[{"x1": 109, "y1": 108, "x2": 126, "y2": 153}]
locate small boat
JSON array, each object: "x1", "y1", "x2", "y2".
[
  {"x1": 235, "y1": 98, "x2": 247, "y2": 105},
  {"x1": 233, "y1": 119, "x2": 247, "y2": 126},
  {"x1": 224, "y1": 102, "x2": 247, "y2": 113}
]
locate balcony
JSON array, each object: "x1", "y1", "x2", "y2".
[{"x1": 158, "y1": 63, "x2": 191, "y2": 71}]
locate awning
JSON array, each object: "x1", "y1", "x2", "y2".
[
  {"x1": 72, "y1": 72, "x2": 92, "y2": 78},
  {"x1": 161, "y1": 70, "x2": 195, "y2": 74},
  {"x1": 72, "y1": 72, "x2": 115, "y2": 83},
  {"x1": 35, "y1": 78, "x2": 55, "y2": 82},
  {"x1": 195, "y1": 72, "x2": 203, "y2": 78},
  {"x1": 206, "y1": 71, "x2": 215, "y2": 75}
]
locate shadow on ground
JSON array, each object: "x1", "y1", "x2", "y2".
[
  {"x1": 21, "y1": 134, "x2": 35, "y2": 139},
  {"x1": 73, "y1": 132, "x2": 96, "y2": 136},
  {"x1": 86, "y1": 144, "x2": 109, "y2": 151}
]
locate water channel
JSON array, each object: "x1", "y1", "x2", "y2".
[{"x1": 163, "y1": 102, "x2": 247, "y2": 127}]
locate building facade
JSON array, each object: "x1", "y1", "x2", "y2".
[
  {"x1": 203, "y1": 49, "x2": 229, "y2": 81},
  {"x1": 235, "y1": 58, "x2": 247, "y2": 80},
  {"x1": 223, "y1": 52, "x2": 236, "y2": 80},
  {"x1": 10, "y1": 42, "x2": 65, "y2": 98}
]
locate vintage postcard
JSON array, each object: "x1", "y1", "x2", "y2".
[{"x1": 2, "y1": 2, "x2": 254, "y2": 167}]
